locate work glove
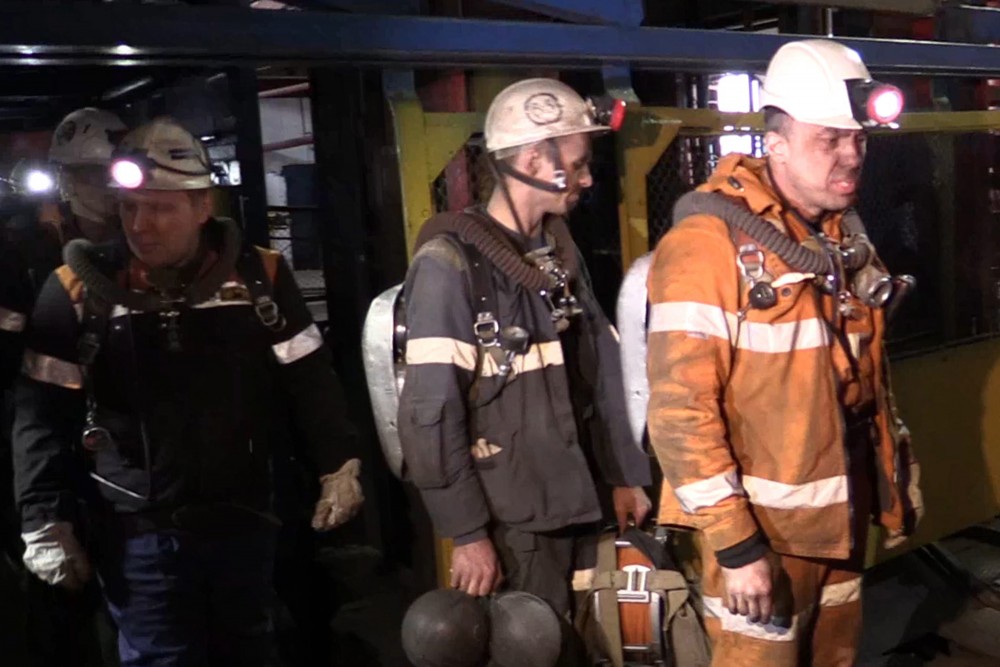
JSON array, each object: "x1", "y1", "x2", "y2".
[
  {"x1": 311, "y1": 458, "x2": 364, "y2": 531},
  {"x1": 22, "y1": 521, "x2": 92, "y2": 590}
]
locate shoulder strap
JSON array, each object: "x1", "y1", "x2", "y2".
[
  {"x1": 236, "y1": 246, "x2": 286, "y2": 332},
  {"x1": 434, "y1": 233, "x2": 506, "y2": 398}
]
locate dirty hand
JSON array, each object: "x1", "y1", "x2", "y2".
[
  {"x1": 612, "y1": 486, "x2": 652, "y2": 534},
  {"x1": 721, "y1": 554, "x2": 773, "y2": 624},
  {"x1": 311, "y1": 458, "x2": 364, "y2": 531},
  {"x1": 450, "y1": 538, "x2": 503, "y2": 597},
  {"x1": 22, "y1": 522, "x2": 92, "y2": 590}
]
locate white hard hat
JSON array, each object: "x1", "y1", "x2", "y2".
[
  {"x1": 110, "y1": 117, "x2": 214, "y2": 191},
  {"x1": 49, "y1": 108, "x2": 127, "y2": 166},
  {"x1": 484, "y1": 78, "x2": 609, "y2": 153},
  {"x1": 761, "y1": 39, "x2": 897, "y2": 130}
]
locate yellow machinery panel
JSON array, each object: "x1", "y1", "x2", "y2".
[{"x1": 875, "y1": 339, "x2": 1000, "y2": 560}]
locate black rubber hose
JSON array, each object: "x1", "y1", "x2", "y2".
[
  {"x1": 64, "y1": 217, "x2": 243, "y2": 311},
  {"x1": 673, "y1": 192, "x2": 873, "y2": 275},
  {"x1": 415, "y1": 210, "x2": 579, "y2": 294}
]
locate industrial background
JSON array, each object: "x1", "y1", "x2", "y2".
[{"x1": 3, "y1": 0, "x2": 1000, "y2": 665}]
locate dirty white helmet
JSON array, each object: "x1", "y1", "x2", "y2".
[
  {"x1": 485, "y1": 78, "x2": 610, "y2": 153},
  {"x1": 49, "y1": 108, "x2": 127, "y2": 166},
  {"x1": 760, "y1": 39, "x2": 903, "y2": 130},
  {"x1": 110, "y1": 117, "x2": 214, "y2": 191}
]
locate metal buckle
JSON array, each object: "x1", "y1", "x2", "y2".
[
  {"x1": 81, "y1": 424, "x2": 115, "y2": 453},
  {"x1": 254, "y1": 297, "x2": 286, "y2": 332},
  {"x1": 736, "y1": 244, "x2": 765, "y2": 281},
  {"x1": 552, "y1": 170, "x2": 567, "y2": 190},
  {"x1": 619, "y1": 564, "x2": 651, "y2": 604},
  {"x1": 473, "y1": 312, "x2": 499, "y2": 346}
]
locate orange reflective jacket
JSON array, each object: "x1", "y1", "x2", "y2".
[{"x1": 647, "y1": 154, "x2": 922, "y2": 560}]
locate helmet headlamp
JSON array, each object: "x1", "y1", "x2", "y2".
[
  {"x1": 847, "y1": 80, "x2": 904, "y2": 127},
  {"x1": 110, "y1": 151, "x2": 153, "y2": 189},
  {"x1": 109, "y1": 146, "x2": 212, "y2": 190},
  {"x1": 588, "y1": 96, "x2": 628, "y2": 132}
]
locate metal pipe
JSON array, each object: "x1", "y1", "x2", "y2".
[
  {"x1": 258, "y1": 82, "x2": 310, "y2": 98},
  {"x1": 262, "y1": 135, "x2": 314, "y2": 152},
  {"x1": 824, "y1": 7, "x2": 836, "y2": 37},
  {"x1": 101, "y1": 76, "x2": 155, "y2": 102}
]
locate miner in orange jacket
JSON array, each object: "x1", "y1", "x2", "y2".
[{"x1": 646, "y1": 39, "x2": 923, "y2": 666}]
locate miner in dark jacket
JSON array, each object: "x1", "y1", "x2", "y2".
[
  {"x1": 13, "y1": 117, "x2": 362, "y2": 667},
  {"x1": 398, "y1": 78, "x2": 652, "y2": 619}
]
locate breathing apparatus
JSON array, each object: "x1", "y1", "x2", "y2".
[{"x1": 484, "y1": 78, "x2": 625, "y2": 331}]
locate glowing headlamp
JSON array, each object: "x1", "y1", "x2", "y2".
[
  {"x1": 847, "y1": 80, "x2": 904, "y2": 127},
  {"x1": 7, "y1": 161, "x2": 58, "y2": 198},
  {"x1": 589, "y1": 96, "x2": 628, "y2": 132},
  {"x1": 24, "y1": 169, "x2": 56, "y2": 194},
  {"x1": 109, "y1": 151, "x2": 155, "y2": 189}
]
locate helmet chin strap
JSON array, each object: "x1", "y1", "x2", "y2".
[{"x1": 488, "y1": 138, "x2": 569, "y2": 236}]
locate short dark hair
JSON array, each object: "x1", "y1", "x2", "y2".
[{"x1": 763, "y1": 107, "x2": 791, "y2": 136}]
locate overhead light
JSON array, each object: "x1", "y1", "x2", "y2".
[{"x1": 113, "y1": 44, "x2": 138, "y2": 56}]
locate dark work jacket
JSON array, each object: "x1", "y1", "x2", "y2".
[
  {"x1": 13, "y1": 221, "x2": 356, "y2": 531},
  {"x1": 397, "y1": 218, "x2": 651, "y2": 544}
]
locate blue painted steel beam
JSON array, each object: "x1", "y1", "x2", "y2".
[
  {"x1": 488, "y1": 0, "x2": 644, "y2": 27},
  {"x1": 2, "y1": 4, "x2": 1000, "y2": 76},
  {"x1": 298, "y1": 0, "x2": 423, "y2": 13}
]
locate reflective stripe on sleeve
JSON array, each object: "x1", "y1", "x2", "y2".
[
  {"x1": 673, "y1": 469, "x2": 744, "y2": 513},
  {"x1": 272, "y1": 323, "x2": 323, "y2": 365},
  {"x1": 649, "y1": 301, "x2": 734, "y2": 343},
  {"x1": 21, "y1": 350, "x2": 83, "y2": 389}
]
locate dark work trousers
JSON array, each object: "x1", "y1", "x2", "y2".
[
  {"x1": 94, "y1": 521, "x2": 280, "y2": 667},
  {"x1": 491, "y1": 523, "x2": 597, "y2": 666}
]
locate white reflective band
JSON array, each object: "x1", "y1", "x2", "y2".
[
  {"x1": 272, "y1": 323, "x2": 323, "y2": 365},
  {"x1": 480, "y1": 341, "x2": 564, "y2": 378},
  {"x1": 674, "y1": 469, "x2": 744, "y2": 513},
  {"x1": 406, "y1": 337, "x2": 565, "y2": 377},
  {"x1": 406, "y1": 336, "x2": 478, "y2": 371},
  {"x1": 22, "y1": 350, "x2": 83, "y2": 389},
  {"x1": 738, "y1": 317, "x2": 829, "y2": 353},
  {"x1": 742, "y1": 474, "x2": 849, "y2": 510},
  {"x1": 0, "y1": 305, "x2": 26, "y2": 333},
  {"x1": 649, "y1": 302, "x2": 832, "y2": 354},
  {"x1": 192, "y1": 297, "x2": 253, "y2": 310},
  {"x1": 702, "y1": 596, "x2": 799, "y2": 642},
  {"x1": 649, "y1": 302, "x2": 734, "y2": 343},
  {"x1": 193, "y1": 281, "x2": 253, "y2": 310},
  {"x1": 820, "y1": 578, "x2": 861, "y2": 607},
  {"x1": 846, "y1": 332, "x2": 871, "y2": 360}
]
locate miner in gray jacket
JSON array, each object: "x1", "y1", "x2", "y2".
[{"x1": 398, "y1": 78, "x2": 651, "y2": 618}]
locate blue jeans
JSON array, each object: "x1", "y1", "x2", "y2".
[{"x1": 96, "y1": 523, "x2": 280, "y2": 667}]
